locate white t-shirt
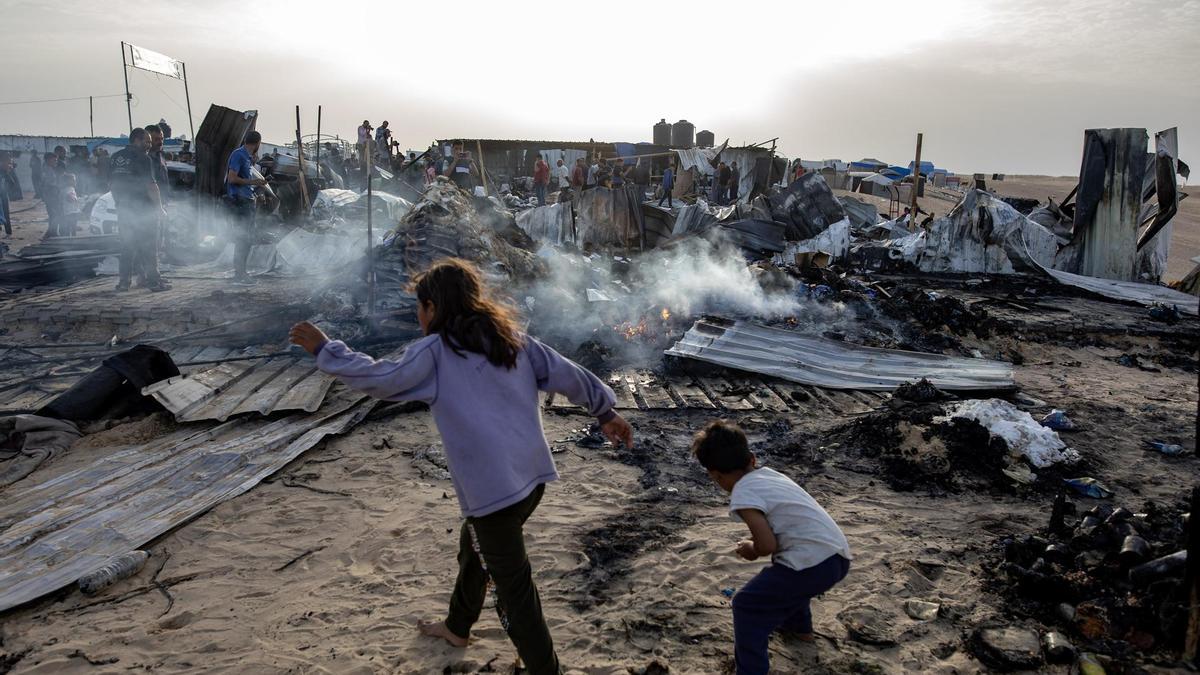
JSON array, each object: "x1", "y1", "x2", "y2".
[
  {"x1": 555, "y1": 164, "x2": 570, "y2": 185},
  {"x1": 729, "y1": 467, "x2": 851, "y2": 572}
]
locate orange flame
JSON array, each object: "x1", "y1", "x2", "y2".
[{"x1": 661, "y1": 307, "x2": 671, "y2": 321}]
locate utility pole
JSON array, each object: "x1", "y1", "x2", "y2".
[
  {"x1": 909, "y1": 132, "x2": 923, "y2": 229},
  {"x1": 120, "y1": 42, "x2": 133, "y2": 134},
  {"x1": 89, "y1": 96, "x2": 94, "y2": 136}
]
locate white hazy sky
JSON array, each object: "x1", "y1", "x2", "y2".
[{"x1": 1, "y1": 0, "x2": 1197, "y2": 174}]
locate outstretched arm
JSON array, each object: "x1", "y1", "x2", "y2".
[
  {"x1": 525, "y1": 337, "x2": 633, "y2": 448},
  {"x1": 290, "y1": 321, "x2": 438, "y2": 403}
]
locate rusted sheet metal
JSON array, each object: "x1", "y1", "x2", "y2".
[
  {"x1": 665, "y1": 319, "x2": 1015, "y2": 392},
  {"x1": 0, "y1": 392, "x2": 374, "y2": 613},
  {"x1": 142, "y1": 357, "x2": 334, "y2": 422}
]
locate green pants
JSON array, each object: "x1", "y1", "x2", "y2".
[{"x1": 446, "y1": 483, "x2": 560, "y2": 675}]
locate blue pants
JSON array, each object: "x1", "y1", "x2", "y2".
[
  {"x1": 732, "y1": 554, "x2": 849, "y2": 675},
  {"x1": 534, "y1": 183, "x2": 547, "y2": 206}
]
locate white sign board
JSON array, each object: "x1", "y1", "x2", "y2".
[{"x1": 128, "y1": 44, "x2": 183, "y2": 79}]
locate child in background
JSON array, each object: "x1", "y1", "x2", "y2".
[
  {"x1": 692, "y1": 420, "x2": 851, "y2": 675},
  {"x1": 61, "y1": 173, "x2": 80, "y2": 236},
  {"x1": 289, "y1": 258, "x2": 633, "y2": 675}
]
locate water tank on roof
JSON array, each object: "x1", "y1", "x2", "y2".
[
  {"x1": 695, "y1": 129, "x2": 715, "y2": 148},
  {"x1": 671, "y1": 120, "x2": 695, "y2": 148},
  {"x1": 653, "y1": 119, "x2": 672, "y2": 146}
]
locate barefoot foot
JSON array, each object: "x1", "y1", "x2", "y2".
[{"x1": 418, "y1": 620, "x2": 469, "y2": 648}]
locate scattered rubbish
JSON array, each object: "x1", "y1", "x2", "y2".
[
  {"x1": 1041, "y1": 631, "x2": 1075, "y2": 664},
  {"x1": 0, "y1": 415, "x2": 83, "y2": 489},
  {"x1": 1147, "y1": 303, "x2": 1181, "y2": 324},
  {"x1": 77, "y1": 550, "x2": 149, "y2": 595},
  {"x1": 1078, "y1": 653, "x2": 1106, "y2": 675},
  {"x1": 1128, "y1": 550, "x2": 1186, "y2": 586},
  {"x1": 935, "y1": 399, "x2": 1079, "y2": 468},
  {"x1": 1063, "y1": 478, "x2": 1113, "y2": 499},
  {"x1": 971, "y1": 625, "x2": 1043, "y2": 670},
  {"x1": 721, "y1": 588, "x2": 735, "y2": 598},
  {"x1": 893, "y1": 378, "x2": 950, "y2": 403},
  {"x1": 1115, "y1": 353, "x2": 1160, "y2": 372},
  {"x1": 408, "y1": 444, "x2": 451, "y2": 481},
  {"x1": 904, "y1": 599, "x2": 939, "y2": 621},
  {"x1": 1144, "y1": 440, "x2": 1184, "y2": 456},
  {"x1": 838, "y1": 605, "x2": 898, "y2": 646},
  {"x1": 1039, "y1": 410, "x2": 1076, "y2": 431}
]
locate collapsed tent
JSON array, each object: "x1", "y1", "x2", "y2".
[
  {"x1": 384, "y1": 177, "x2": 544, "y2": 280},
  {"x1": 919, "y1": 190, "x2": 1059, "y2": 274}
]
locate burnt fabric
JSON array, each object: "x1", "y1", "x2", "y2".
[{"x1": 37, "y1": 345, "x2": 179, "y2": 421}]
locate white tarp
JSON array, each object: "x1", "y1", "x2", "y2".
[
  {"x1": 275, "y1": 228, "x2": 383, "y2": 274},
  {"x1": 128, "y1": 44, "x2": 184, "y2": 79},
  {"x1": 674, "y1": 147, "x2": 764, "y2": 203},
  {"x1": 773, "y1": 217, "x2": 851, "y2": 263},
  {"x1": 935, "y1": 399, "x2": 1079, "y2": 468},
  {"x1": 516, "y1": 202, "x2": 573, "y2": 245}
]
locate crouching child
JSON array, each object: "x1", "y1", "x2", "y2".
[{"x1": 692, "y1": 420, "x2": 851, "y2": 675}]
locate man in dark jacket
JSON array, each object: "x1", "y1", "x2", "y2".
[
  {"x1": 110, "y1": 128, "x2": 166, "y2": 291},
  {"x1": 728, "y1": 161, "x2": 741, "y2": 204}
]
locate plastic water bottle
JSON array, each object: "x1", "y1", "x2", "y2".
[{"x1": 77, "y1": 550, "x2": 149, "y2": 595}]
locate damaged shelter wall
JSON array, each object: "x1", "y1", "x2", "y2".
[
  {"x1": 674, "y1": 147, "x2": 772, "y2": 202},
  {"x1": 516, "y1": 202, "x2": 574, "y2": 245},
  {"x1": 195, "y1": 105, "x2": 258, "y2": 198},
  {"x1": 1058, "y1": 128, "x2": 1149, "y2": 281},
  {"x1": 920, "y1": 190, "x2": 1059, "y2": 274},
  {"x1": 1134, "y1": 127, "x2": 1184, "y2": 282},
  {"x1": 575, "y1": 185, "x2": 646, "y2": 249}
]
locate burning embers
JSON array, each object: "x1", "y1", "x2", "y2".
[{"x1": 615, "y1": 307, "x2": 673, "y2": 342}]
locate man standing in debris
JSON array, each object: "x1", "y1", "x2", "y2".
[
  {"x1": 0, "y1": 152, "x2": 12, "y2": 237},
  {"x1": 571, "y1": 158, "x2": 586, "y2": 194},
  {"x1": 554, "y1": 158, "x2": 569, "y2": 192},
  {"x1": 658, "y1": 161, "x2": 675, "y2": 209},
  {"x1": 40, "y1": 153, "x2": 62, "y2": 239},
  {"x1": 31, "y1": 151, "x2": 42, "y2": 200},
  {"x1": 110, "y1": 128, "x2": 167, "y2": 291},
  {"x1": 611, "y1": 158, "x2": 626, "y2": 187},
  {"x1": 532, "y1": 154, "x2": 549, "y2": 206},
  {"x1": 225, "y1": 130, "x2": 268, "y2": 284},
  {"x1": 144, "y1": 124, "x2": 171, "y2": 289},
  {"x1": 728, "y1": 161, "x2": 740, "y2": 204},
  {"x1": 444, "y1": 142, "x2": 480, "y2": 194},
  {"x1": 375, "y1": 121, "x2": 392, "y2": 161},
  {"x1": 718, "y1": 161, "x2": 733, "y2": 205}
]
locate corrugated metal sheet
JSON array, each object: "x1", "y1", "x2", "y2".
[
  {"x1": 1043, "y1": 266, "x2": 1199, "y2": 316},
  {"x1": 0, "y1": 392, "x2": 375, "y2": 613},
  {"x1": 665, "y1": 320, "x2": 1015, "y2": 391},
  {"x1": 142, "y1": 356, "x2": 334, "y2": 422}
]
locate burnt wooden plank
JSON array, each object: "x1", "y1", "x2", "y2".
[{"x1": 668, "y1": 377, "x2": 716, "y2": 409}]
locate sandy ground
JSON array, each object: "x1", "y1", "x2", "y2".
[{"x1": 2, "y1": 328, "x2": 1196, "y2": 674}]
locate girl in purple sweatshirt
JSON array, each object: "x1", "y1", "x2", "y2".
[{"x1": 289, "y1": 258, "x2": 632, "y2": 675}]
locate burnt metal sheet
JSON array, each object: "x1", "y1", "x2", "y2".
[
  {"x1": 0, "y1": 392, "x2": 374, "y2": 613},
  {"x1": 665, "y1": 320, "x2": 1014, "y2": 392},
  {"x1": 142, "y1": 357, "x2": 334, "y2": 422},
  {"x1": 1042, "y1": 266, "x2": 1199, "y2": 316}
]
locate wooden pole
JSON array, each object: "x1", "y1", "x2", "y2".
[
  {"x1": 366, "y1": 144, "x2": 375, "y2": 316},
  {"x1": 120, "y1": 42, "x2": 133, "y2": 135},
  {"x1": 89, "y1": 96, "x2": 94, "y2": 136},
  {"x1": 314, "y1": 105, "x2": 322, "y2": 168},
  {"x1": 182, "y1": 62, "x2": 196, "y2": 143},
  {"x1": 764, "y1": 139, "x2": 776, "y2": 197},
  {"x1": 909, "y1": 132, "x2": 923, "y2": 229},
  {"x1": 475, "y1": 140, "x2": 489, "y2": 196},
  {"x1": 294, "y1": 105, "x2": 310, "y2": 213},
  {"x1": 1183, "y1": 486, "x2": 1200, "y2": 661}
]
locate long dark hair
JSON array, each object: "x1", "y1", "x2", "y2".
[{"x1": 412, "y1": 258, "x2": 524, "y2": 369}]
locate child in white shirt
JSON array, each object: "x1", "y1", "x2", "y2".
[{"x1": 693, "y1": 420, "x2": 851, "y2": 675}]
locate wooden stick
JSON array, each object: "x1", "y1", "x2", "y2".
[
  {"x1": 475, "y1": 140, "x2": 490, "y2": 196},
  {"x1": 294, "y1": 106, "x2": 310, "y2": 213},
  {"x1": 909, "y1": 132, "x2": 923, "y2": 230},
  {"x1": 1184, "y1": 485, "x2": 1200, "y2": 661}
]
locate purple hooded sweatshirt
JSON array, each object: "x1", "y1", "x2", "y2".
[{"x1": 316, "y1": 335, "x2": 617, "y2": 517}]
